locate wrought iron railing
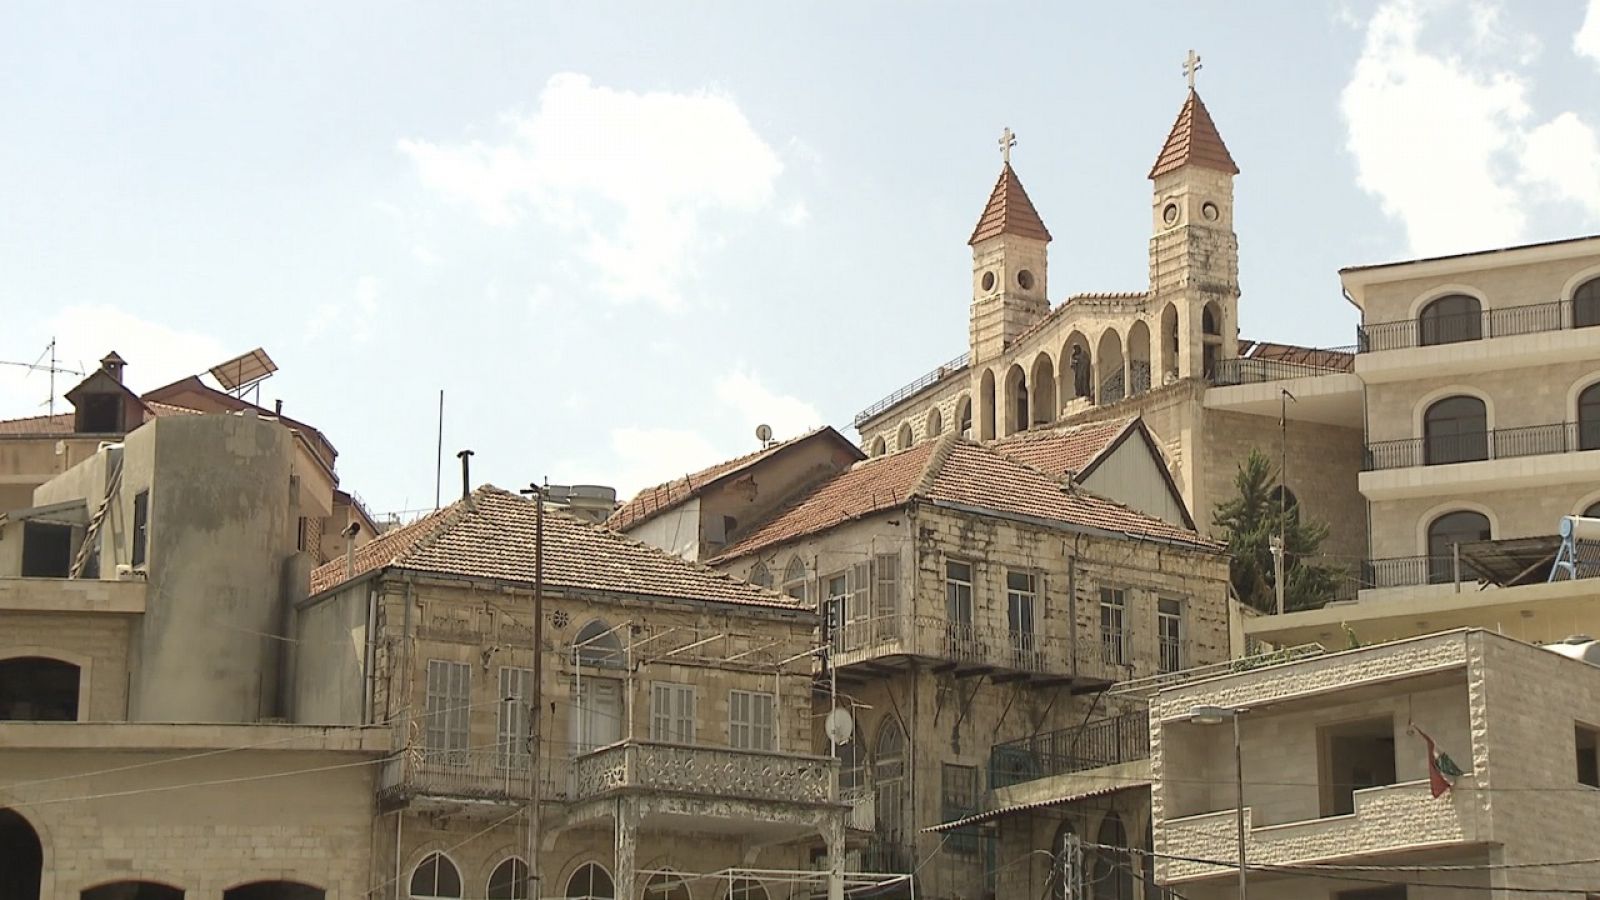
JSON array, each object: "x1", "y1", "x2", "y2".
[
  {"x1": 1357, "y1": 299, "x2": 1595, "y2": 352},
  {"x1": 1363, "y1": 422, "x2": 1598, "y2": 470},
  {"x1": 987, "y1": 709, "x2": 1151, "y2": 790},
  {"x1": 1209, "y1": 354, "x2": 1355, "y2": 386},
  {"x1": 828, "y1": 612, "x2": 1120, "y2": 682},
  {"x1": 379, "y1": 746, "x2": 542, "y2": 804},
  {"x1": 854, "y1": 352, "x2": 969, "y2": 425},
  {"x1": 571, "y1": 740, "x2": 835, "y2": 805}
]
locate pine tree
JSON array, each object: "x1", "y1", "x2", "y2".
[{"x1": 1212, "y1": 449, "x2": 1342, "y2": 613}]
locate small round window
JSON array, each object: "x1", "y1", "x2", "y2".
[
  {"x1": 1016, "y1": 270, "x2": 1035, "y2": 290},
  {"x1": 1162, "y1": 203, "x2": 1179, "y2": 226},
  {"x1": 981, "y1": 271, "x2": 996, "y2": 291},
  {"x1": 1202, "y1": 201, "x2": 1220, "y2": 222}
]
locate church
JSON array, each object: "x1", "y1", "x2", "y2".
[{"x1": 852, "y1": 67, "x2": 1369, "y2": 580}]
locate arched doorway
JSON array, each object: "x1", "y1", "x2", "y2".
[
  {"x1": 0, "y1": 808, "x2": 42, "y2": 900},
  {"x1": 1159, "y1": 304, "x2": 1179, "y2": 383},
  {"x1": 223, "y1": 883, "x2": 323, "y2": 900},
  {"x1": 1091, "y1": 812, "x2": 1133, "y2": 900},
  {"x1": 1201, "y1": 303, "x2": 1223, "y2": 379},
  {"x1": 1575, "y1": 277, "x2": 1600, "y2": 328},
  {"x1": 1579, "y1": 382, "x2": 1600, "y2": 451},
  {"x1": 1061, "y1": 331, "x2": 1093, "y2": 402},
  {"x1": 81, "y1": 884, "x2": 184, "y2": 900},
  {"x1": 1418, "y1": 294, "x2": 1482, "y2": 346},
  {"x1": 1003, "y1": 364, "x2": 1029, "y2": 435},
  {"x1": 1097, "y1": 329, "x2": 1125, "y2": 404},
  {"x1": 1424, "y1": 396, "x2": 1488, "y2": 465},
  {"x1": 0, "y1": 656, "x2": 80, "y2": 721},
  {"x1": 979, "y1": 370, "x2": 997, "y2": 441},
  {"x1": 1030, "y1": 352, "x2": 1057, "y2": 426},
  {"x1": 1428, "y1": 510, "x2": 1492, "y2": 584},
  {"x1": 1127, "y1": 321, "x2": 1152, "y2": 396},
  {"x1": 874, "y1": 719, "x2": 906, "y2": 843}
]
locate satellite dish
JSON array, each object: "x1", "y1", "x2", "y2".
[
  {"x1": 825, "y1": 707, "x2": 855, "y2": 745},
  {"x1": 755, "y1": 423, "x2": 773, "y2": 445}
]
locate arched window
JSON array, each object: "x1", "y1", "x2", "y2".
[
  {"x1": 956, "y1": 396, "x2": 973, "y2": 438},
  {"x1": 1097, "y1": 329, "x2": 1125, "y2": 404},
  {"x1": 82, "y1": 884, "x2": 185, "y2": 900},
  {"x1": 1574, "y1": 277, "x2": 1600, "y2": 328},
  {"x1": 1202, "y1": 305, "x2": 1221, "y2": 336},
  {"x1": 1004, "y1": 364, "x2": 1028, "y2": 435},
  {"x1": 1201, "y1": 304, "x2": 1222, "y2": 380},
  {"x1": 644, "y1": 872, "x2": 692, "y2": 900},
  {"x1": 1, "y1": 808, "x2": 42, "y2": 900},
  {"x1": 1586, "y1": 501, "x2": 1600, "y2": 519},
  {"x1": 574, "y1": 620, "x2": 623, "y2": 668},
  {"x1": 748, "y1": 562, "x2": 772, "y2": 589},
  {"x1": 1418, "y1": 294, "x2": 1482, "y2": 346},
  {"x1": 874, "y1": 719, "x2": 907, "y2": 840},
  {"x1": 409, "y1": 854, "x2": 462, "y2": 900},
  {"x1": 980, "y1": 369, "x2": 997, "y2": 441},
  {"x1": 1031, "y1": 352, "x2": 1057, "y2": 425},
  {"x1": 224, "y1": 883, "x2": 324, "y2": 900},
  {"x1": 1424, "y1": 396, "x2": 1489, "y2": 464},
  {"x1": 487, "y1": 859, "x2": 529, "y2": 900},
  {"x1": 897, "y1": 423, "x2": 914, "y2": 450},
  {"x1": 927, "y1": 407, "x2": 943, "y2": 438},
  {"x1": 1580, "y1": 382, "x2": 1600, "y2": 451},
  {"x1": 565, "y1": 863, "x2": 614, "y2": 900},
  {"x1": 869, "y1": 436, "x2": 886, "y2": 457},
  {"x1": 0, "y1": 656, "x2": 80, "y2": 720},
  {"x1": 1159, "y1": 304, "x2": 1180, "y2": 382},
  {"x1": 1091, "y1": 812, "x2": 1133, "y2": 900},
  {"x1": 724, "y1": 879, "x2": 767, "y2": 900},
  {"x1": 1428, "y1": 511, "x2": 1491, "y2": 584},
  {"x1": 782, "y1": 556, "x2": 807, "y2": 601}
]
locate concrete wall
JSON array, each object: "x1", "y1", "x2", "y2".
[
  {"x1": 0, "y1": 580, "x2": 141, "y2": 721},
  {"x1": 128, "y1": 413, "x2": 298, "y2": 723},
  {"x1": 698, "y1": 438, "x2": 862, "y2": 560},
  {"x1": 0, "y1": 435, "x2": 113, "y2": 515},
  {"x1": 626, "y1": 499, "x2": 701, "y2": 561},
  {"x1": 1352, "y1": 253, "x2": 1600, "y2": 325},
  {"x1": 293, "y1": 580, "x2": 371, "y2": 726}
]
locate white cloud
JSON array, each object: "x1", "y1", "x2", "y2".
[
  {"x1": 1341, "y1": 0, "x2": 1600, "y2": 255},
  {"x1": 780, "y1": 200, "x2": 810, "y2": 227},
  {"x1": 1578, "y1": 0, "x2": 1600, "y2": 65},
  {"x1": 713, "y1": 370, "x2": 824, "y2": 442},
  {"x1": 306, "y1": 276, "x2": 382, "y2": 344},
  {"x1": 398, "y1": 73, "x2": 788, "y2": 309},
  {"x1": 0, "y1": 307, "x2": 226, "y2": 418}
]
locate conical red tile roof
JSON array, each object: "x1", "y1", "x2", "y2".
[
  {"x1": 1148, "y1": 90, "x2": 1239, "y2": 179},
  {"x1": 968, "y1": 163, "x2": 1052, "y2": 245}
]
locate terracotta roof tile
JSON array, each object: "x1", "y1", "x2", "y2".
[
  {"x1": 312, "y1": 485, "x2": 801, "y2": 609},
  {"x1": 991, "y1": 418, "x2": 1136, "y2": 479},
  {"x1": 714, "y1": 437, "x2": 1217, "y2": 561},
  {"x1": 969, "y1": 164, "x2": 1052, "y2": 245},
  {"x1": 0, "y1": 413, "x2": 75, "y2": 435},
  {"x1": 1149, "y1": 90, "x2": 1239, "y2": 180}
]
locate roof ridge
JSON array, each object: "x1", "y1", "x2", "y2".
[{"x1": 910, "y1": 434, "x2": 961, "y2": 500}]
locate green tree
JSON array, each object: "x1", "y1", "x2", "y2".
[{"x1": 1212, "y1": 449, "x2": 1342, "y2": 613}]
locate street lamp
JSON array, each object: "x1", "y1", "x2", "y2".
[
  {"x1": 519, "y1": 481, "x2": 572, "y2": 900},
  {"x1": 1189, "y1": 705, "x2": 1247, "y2": 900}
]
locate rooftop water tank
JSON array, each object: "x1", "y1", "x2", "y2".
[{"x1": 1544, "y1": 634, "x2": 1600, "y2": 666}]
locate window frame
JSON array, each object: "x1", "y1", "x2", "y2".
[
  {"x1": 1578, "y1": 722, "x2": 1600, "y2": 788},
  {"x1": 496, "y1": 665, "x2": 533, "y2": 770},
  {"x1": 1099, "y1": 587, "x2": 1127, "y2": 666},
  {"x1": 728, "y1": 689, "x2": 775, "y2": 752},
  {"x1": 132, "y1": 489, "x2": 150, "y2": 567},
  {"x1": 1156, "y1": 597, "x2": 1184, "y2": 675},
  {"x1": 424, "y1": 659, "x2": 471, "y2": 766},
  {"x1": 651, "y1": 682, "x2": 696, "y2": 745}
]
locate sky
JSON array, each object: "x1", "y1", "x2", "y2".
[{"x1": 3, "y1": 0, "x2": 1600, "y2": 519}]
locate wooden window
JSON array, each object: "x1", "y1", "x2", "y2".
[
  {"x1": 729, "y1": 690, "x2": 774, "y2": 751},
  {"x1": 424, "y1": 660, "x2": 470, "y2": 765},
  {"x1": 496, "y1": 666, "x2": 533, "y2": 769},
  {"x1": 651, "y1": 683, "x2": 696, "y2": 744}
]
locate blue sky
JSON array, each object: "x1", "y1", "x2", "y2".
[{"x1": 3, "y1": 1, "x2": 1599, "y2": 517}]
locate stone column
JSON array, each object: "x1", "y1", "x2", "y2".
[
  {"x1": 824, "y1": 811, "x2": 846, "y2": 900},
  {"x1": 615, "y1": 797, "x2": 640, "y2": 900}
]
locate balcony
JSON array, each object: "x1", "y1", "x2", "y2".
[
  {"x1": 1364, "y1": 422, "x2": 1598, "y2": 471},
  {"x1": 1162, "y1": 779, "x2": 1484, "y2": 884},
  {"x1": 1361, "y1": 425, "x2": 1600, "y2": 500},
  {"x1": 1357, "y1": 299, "x2": 1584, "y2": 352},
  {"x1": 1355, "y1": 300, "x2": 1600, "y2": 384},
  {"x1": 988, "y1": 710, "x2": 1150, "y2": 790},
  {"x1": 571, "y1": 739, "x2": 836, "y2": 806},
  {"x1": 827, "y1": 613, "x2": 1118, "y2": 687},
  {"x1": 378, "y1": 747, "x2": 540, "y2": 809},
  {"x1": 1208, "y1": 350, "x2": 1355, "y2": 386}
]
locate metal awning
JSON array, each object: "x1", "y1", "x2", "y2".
[
  {"x1": 0, "y1": 499, "x2": 89, "y2": 528},
  {"x1": 1459, "y1": 536, "x2": 1561, "y2": 586},
  {"x1": 923, "y1": 783, "x2": 1146, "y2": 833}
]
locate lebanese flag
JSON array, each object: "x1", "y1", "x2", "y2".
[{"x1": 1413, "y1": 726, "x2": 1466, "y2": 798}]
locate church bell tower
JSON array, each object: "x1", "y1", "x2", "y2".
[
  {"x1": 1148, "y1": 52, "x2": 1240, "y2": 382},
  {"x1": 969, "y1": 128, "x2": 1051, "y2": 367}
]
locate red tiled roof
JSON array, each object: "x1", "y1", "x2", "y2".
[
  {"x1": 991, "y1": 418, "x2": 1136, "y2": 479},
  {"x1": 714, "y1": 437, "x2": 1217, "y2": 561},
  {"x1": 312, "y1": 485, "x2": 802, "y2": 609},
  {"x1": 969, "y1": 164, "x2": 1052, "y2": 245},
  {"x1": 1149, "y1": 90, "x2": 1239, "y2": 179},
  {"x1": 0, "y1": 413, "x2": 75, "y2": 435},
  {"x1": 607, "y1": 428, "x2": 860, "y2": 533}
]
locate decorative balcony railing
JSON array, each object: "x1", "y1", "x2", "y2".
[
  {"x1": 379, "y1": 747, "x2": 540, "y2": 804},
  {"x1": 854, "y1": 352, "x2": 970, "y2": 425},
  {"x1": 987, "y1": 709, "x2": 1150, "y2": 790},
  {"x1": 571, "y1": 740, "x2": 836, "y2": 806},
  {"x1": 1363, "y1": 422, "x2": 1600, "y2": 470},
  {"x1": 1357, "y1": 298, "x2": 1596, "y2": 352},
  {"x1": 827, "y1": 612, "x2": 1119, "y2": 683},
  {"x1": 1208, "y1": 352, "x2": 1356, "y2": 386}
]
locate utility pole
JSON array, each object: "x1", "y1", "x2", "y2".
[
  {"x1": 519, "y1": 480, "x2": 569, "y2": 900},
  {"x1": 1273, "y1": 389, "x2": 1297, "y2": 615}
]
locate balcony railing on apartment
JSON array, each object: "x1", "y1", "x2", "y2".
[
  {"x1": 1358, "y1": 299, "x2": 1597, "y2": 352},
  {"x1": 827, "y1": 612, "x2": 1119, "y2": 683},
  {"x1": 1363, "y1": 422, "x2": 1600, "y2": 471},
  {"x1": 1208, "y1": 350, "x2": 1357, "y2": 386},
  {"x1": 570, "y1": 739, "x2": 836, "y2": 806},
  {"x1": 379, "y1": 747, "x2": 540, "y2": 804},
  {"x1": 854, "y1": 352, "x2": 970, "y2": 425},
  {"x1": 987, "y1": 709, "x2": 1150, "y2": 791}
]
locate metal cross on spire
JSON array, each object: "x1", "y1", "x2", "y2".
[
  {"x1": 1184, "y1": 49, "x2": 1203, "y2": 89},
  {"x1": 998, "y1": 127, "x2": 1016, "y2": 165}
]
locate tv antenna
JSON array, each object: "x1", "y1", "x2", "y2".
[
  {"x1": 755, "y1": 423, "x2": 774, "y2": 448},
  {"x1": 0, "y1": 338, "x2": 87, "y2": 416}
]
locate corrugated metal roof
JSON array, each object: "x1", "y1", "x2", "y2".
[{"x1": 923, "y1": 783, "x2": 1146, "y2": 832}]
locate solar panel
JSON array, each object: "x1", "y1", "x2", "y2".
[{"x1": 208, "y1": 348, "x2": 277, "y2": 391}]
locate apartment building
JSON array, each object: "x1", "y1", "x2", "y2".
[
  {"x1": 299, "y1": 486, "x2": 852, "y2": 900},
  {"x1": 1153, "y1": 629, "x2": 1600, "y2": 899},
  {"x1": 703, "y1": 435, "x2": 1232, "y2": 899},
  {"x1": 0, "y1": 411, "x2": 388, "y2": 899}
]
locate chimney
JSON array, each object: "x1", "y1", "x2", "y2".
[
  {"x1": 100, "y1": 351, "x2": 127, "y2": 383},
  {"x1": 274, "y1": 399, "x2": 283, "y2": 416},
  {"x1": 456, "y1": 449, "x2": 475, "y2": 501}
]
